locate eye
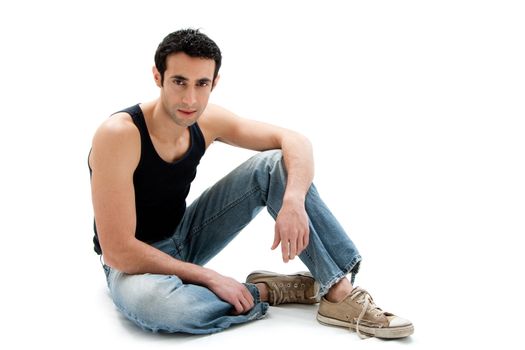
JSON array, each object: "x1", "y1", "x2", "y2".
[
  {"x1": 173, "y1": 79, "x2": 186, "y2": 86},
  {"x1": 197, "y1": 81, "x2": 209, "y2": 87}
]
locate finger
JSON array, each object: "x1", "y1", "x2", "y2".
[
  {"x1": 289, "y1": 237, "x2": 297, "y2": 260},
  {"x1": 271, "y1": 227, "x2": 281, "y2": 250},
  {"x1": 299, "y1": 226, "x2": 309, "y2": 253},
  {"x1": 243, "y1": 286, "x2": 255, "y2": 308},
  {"x1": 281, "y1": 240, "x2": 289, "y2": 263},
  {"x1": 296, "y1": 236, "x2": 304, "y2": 256},
  {"x1": 237, "y1": 297, "x2": 247, "y2": 314},
  {"x1": 232, "y1": 300, "x2": 244, "y2": 315},
  {"x1": 303, "y1": 228, "x2": 310, "y2": 249},
  {"x1": 239, "y1": 295, "x2": 252, "y2": 313}
]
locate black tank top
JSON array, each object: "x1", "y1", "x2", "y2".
[{"x1": 90, "y1": 104, "x2": 206, "y2": 254}]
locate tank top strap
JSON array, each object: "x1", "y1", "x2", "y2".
[{"x1": 116, "y1": 104, "x2": 149, "y2": 140}]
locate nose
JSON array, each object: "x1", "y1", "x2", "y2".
[{"x1": 182, "y1": 86, "x2": 197, "y2": 106}]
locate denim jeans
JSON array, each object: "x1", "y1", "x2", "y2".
[{"x1": 103, "y1": 150, "x2": 361, "y2": 334}]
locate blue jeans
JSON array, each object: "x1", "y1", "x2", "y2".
[{"x1": 103, "y1": 150, "x2": 361, "y2": 334}]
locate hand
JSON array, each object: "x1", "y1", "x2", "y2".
[
  {"x1": 207, "y1": 272, "x2": 255, "y2": 315},
  {"x1": 272, "y1": 201, "x2": 310, "y2": 263}
]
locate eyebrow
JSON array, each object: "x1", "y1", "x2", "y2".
[
  {"x1": 170, "y1": 75, "x2": 188, "y2": 81},
  {"x1": 170, "y1": 75, "x2": 212, "y2": 84}
]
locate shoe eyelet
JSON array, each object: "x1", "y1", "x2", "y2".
[
  {"x1": 294, "y1": 283, "x2": 298, "y2": 288},
  {"x1": 287, "y1": 283, "x2": 291, "y2": 287}
]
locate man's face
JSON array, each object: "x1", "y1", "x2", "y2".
[{"x1": 155, "y1": 52, "x2": 217, "y2": 127}]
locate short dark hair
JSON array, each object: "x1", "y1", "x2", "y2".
[{"x1": 154, "y1": 29, "x2": 222, "y2": 85}]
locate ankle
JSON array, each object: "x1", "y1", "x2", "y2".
[
  {"x1": 256, "y1": 283, "x2": 269, "y2": 302},
  {"x1": 325, "y1": 277, "x2": 353, "y2": 303}
]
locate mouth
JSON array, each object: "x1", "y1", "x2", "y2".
[{"x1": 178, "y1": 109, "x2": 197, "y2": 117}]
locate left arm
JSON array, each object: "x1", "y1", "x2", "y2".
[
  {"x1": 272, "y1": 133, "x2": 314, "y2": 262},
  {"x1": 200, "y1": 104, "x2": 314, "y2": 262}
]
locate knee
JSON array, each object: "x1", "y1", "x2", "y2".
[
  {"x1": 251, "y1": 149, "x2": 284, "y2": 173},
  {"x1": 247, "y1": 150, "x2": 285, "y2": 185},
  {"x1": 110, "y1": 274, "x2": 188, "y2": 332},
  {"x1": 261, "y1": 149, "x2": 283, "y2": 162}
]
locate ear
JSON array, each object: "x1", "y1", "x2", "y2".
[
  {"x1": 152, "y1": 66, "x2": 162, "y2": 87},
  {"x1": 211, "y1": 74, "x2": 220, "y2": 91}
]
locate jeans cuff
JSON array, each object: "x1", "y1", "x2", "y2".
[
  {"x1": 244, "y1": 282, "x2": 261, "y2": 303},
  {"x1": 318, "y1": 255, "x2": 362, "y2": 296}
]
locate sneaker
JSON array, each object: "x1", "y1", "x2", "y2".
[
  {"x1": 246, "y1": 270, "x2": 320, "y2": 306},
  {"x1": 317, "y1": 287, "x2": 414, "y2": 339}
]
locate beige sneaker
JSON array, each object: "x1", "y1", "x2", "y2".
[
  {"x1": 246, "y1": 270, "x2": 320, "y2": 306},
  {"x1": 317, "y1": 287, "x2": 414, "y2": 339}
]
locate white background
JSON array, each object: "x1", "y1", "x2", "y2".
[{"x1": 0, "y1": 0, "x2": 524, "y2": 348}]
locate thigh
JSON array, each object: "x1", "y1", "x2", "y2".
[{"x1": 172, "y1": 152, "x2": 283, "y2": 265}]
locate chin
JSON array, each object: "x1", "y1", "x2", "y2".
[
  {"x1": 172, "y1": 116, "x2": 198, "y2": 127},
  {"x1": 178, "y1": 120, "x2": 197, "y2": 127}
]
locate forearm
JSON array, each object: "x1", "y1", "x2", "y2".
[
  {"x1": 280, "y1": 132, "x2": 314, "y2": 204},
  {"x1": 105, "y1": 238, "x2": 253, "y2": 313},
  {"x1": 272, "y1": 131, "x2": 314, "y2": 261},
  {"x1": 105, "y1": 239, "x2": 217, "y2": 286}
]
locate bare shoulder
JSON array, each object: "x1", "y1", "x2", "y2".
[
  {"x1": 93, "y1": 112, "x2": 138, "y2": 139},
  {"x1": 199, "y1": 103, "x2": 296, "y2": 151},
  {"x1": 202, "y1": 103, "x2": 234, "y2": 117},
  {"x1": 89, "y1": 112, "x2": 140, "y2": 172},
  {"x1": 199, "y1": 103, "x2": 241, "y2": 142}
]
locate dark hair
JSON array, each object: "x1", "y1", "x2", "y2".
[{"x1": 154, "y1": 28, "x2": 222, "y2": 85}]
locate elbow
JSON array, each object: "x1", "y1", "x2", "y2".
[
  {"x1": 294, "y1": 132, "x2": 313, "y2": 154},
  {"x1": 282, "y1": 130, "x2": 312, "y2": 148},
  {"x1": 301, "y1": 133, "x2": 313, "y2": 149},
  {"x1": 101, "y1": 241, "x2": 140, "y2": 274},
  {"x1": 102, "y1": 252, "x2": 127, "y2": 273},
  {"x1": 102, "y1": 252, "x2": 123, "y2": 271},
  {"x1": 295, "y1": 131, "x2": 312, "y2": 148}
]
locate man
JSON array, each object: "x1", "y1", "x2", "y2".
[{"x1": 88, "y1": 29, "x2": 414, "y2": 339}]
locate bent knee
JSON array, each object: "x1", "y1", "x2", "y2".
[
  {"x1": 259, "y1": 149, "x2": 282, "y2": 161},
  {"x1": 250, "y1": 149, "x2": 283, "y2": 171},
  {"x1": 110, "y1": 275, "x2": 222, "y2": 333}
]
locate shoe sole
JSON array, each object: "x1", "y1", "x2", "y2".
[
  {"x1": 246, "y1": 270, "x2": 321, "y2": 304},
  {"x1": 317, "y1": 313, "x2": 414, "y2": 339}
]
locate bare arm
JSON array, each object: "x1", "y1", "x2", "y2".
[
  {"x1": 201, "y1": 104, "x2": 314, "y2": 262},
  {"x1": 89, "y1": 114, "x2": 253, "y2": 314},
  {"x1": 272, "y1": 132, "x2": 314, "y2": 262}
]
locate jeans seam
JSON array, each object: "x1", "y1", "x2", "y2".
[{"x1": 301, "y1": 247, "x2": 314, "y2": 265}]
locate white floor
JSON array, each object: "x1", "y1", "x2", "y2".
[
  {"x1": 59, "y1": 256, "x2": 422, "y2": 350},
  {"x1": 90, "y1": 291, "x2": 417, "y2": 350},
  {"x1": 17, "y1": 210, "x2": 520, "y2": 350}
]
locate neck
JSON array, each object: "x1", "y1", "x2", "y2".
[{"x1": 145, "y1": 99, "x2": 187, "y2": 142}]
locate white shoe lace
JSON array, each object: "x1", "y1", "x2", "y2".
[{"x1": 349, "y1": 288, "x2": 385, "y2": 339}]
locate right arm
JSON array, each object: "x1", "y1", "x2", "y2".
[{"x1": 89, "y1": 114, "x2": 253, "y2": 314}]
